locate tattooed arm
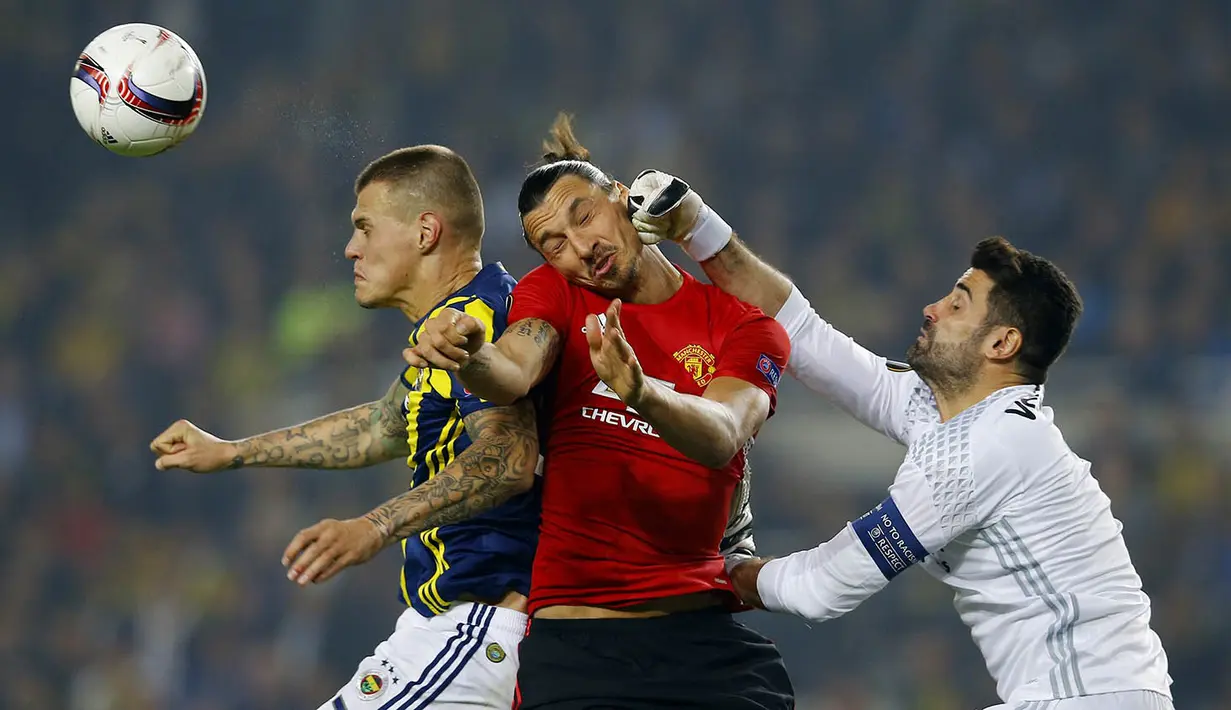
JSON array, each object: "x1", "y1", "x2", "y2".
[
  {"x1": 282, "y1": 398, "x2": 540, "y2": 584},
  {"x1": 406, "y1": 313, "x2": 561, "y2": 406},
  {"x1": 230, "y1": 375, "x2": 411, "y2": 469},
  {"x1": 150, "y1": 376, "x2": 411, "y2": 473},
  {"x1": 459, "y1": 318, "x2": 560, "y2": 405},
  {"x1": 363, "y1": 398, "x2": 538, "y2": 536}
]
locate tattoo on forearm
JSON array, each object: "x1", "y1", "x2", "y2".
[
  {"x1": 363, "y1": 401, "x2": 538, "y2": 539},
  {"x1": 510, "y1": 319, "x2": 556, "y2": 351},
  {"x1": 533, "y1": 321, "x2": 552, "y2": 347},
  {"x1": 232, "y1": 377, "x2": 410, "y2": 469},
  {"x1": 462, "y1": 356, "x2": 491, "y2": 377}
]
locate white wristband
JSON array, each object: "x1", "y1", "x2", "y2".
[{"x1": 682, "y1": 204, "x2": 732, "y2": 262}]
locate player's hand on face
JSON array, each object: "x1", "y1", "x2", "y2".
[
  {"x1": 282, "y1": 517, "x2": 387, "y2": 586},
  {"x1": 149, "y1": 419, "x2": 238, "y2": 473},
  {"x1": 628, "y1": 170, "x2": 704, "y2": 246},
  {"x1": 584, "y1": 299, "x2": 645, "y2": 406},
  {"x1": 728, "y1": 557, "x2": 769, "y2": 610},
  {"x1": 403, "y1": 308, "x2": 486, "y2": 372}
]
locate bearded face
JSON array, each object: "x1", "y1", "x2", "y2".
[
  {"x1": 907, "y1": 316, "x2": 992, "y2": 395},
  {"x1": 906, "y1": 268, "x2": 1006, "y2": 396}
]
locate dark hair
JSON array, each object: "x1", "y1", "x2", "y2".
[
  {"x1": 516, "y1": 113, "x2": 614, "y2": 234},
  {"x1": 972, "y1": 236, "x2": 1083, "y2": 383},
  {"x1": 355, "y1": 145, "x2": 484, "y2": 241}
]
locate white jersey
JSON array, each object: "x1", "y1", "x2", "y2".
[{"x1": 758, "y1": 287, "x2": 1172, "y2": 705}]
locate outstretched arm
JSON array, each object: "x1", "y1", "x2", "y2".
[
  {"x1": 282, "y1": 398, "x2": 540, "y2": 585},
  {"x1": 733, "y1": 435, "x2": 1017, "y2": 621},
  {"x1": 697, "y1": 236, "x2": 794, "y2": 322},
  {"x1": 627, "y1": 169, "x2": 792, "y2": 317},
  {"x1": 151, "y1": 376, "x2": 411, "y2": 472},
  {"x1": 629, "y1": 170, "x2": 924, "y2": 445},
  {"x1": 461, "y1": 318, "x2": 560, "y2": 405},
  {"x1": 405, "y1": 311, "x2": 560, "y2": 406}
]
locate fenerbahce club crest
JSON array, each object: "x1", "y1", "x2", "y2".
[
  {"x1": 356, "y1": 671, "x2": 386, "y2": 700},
  {"x1": 674, "y1": 345, "x2": 717, "y2": 387}
]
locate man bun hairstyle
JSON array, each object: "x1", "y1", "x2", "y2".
[
  {"x1": 540, "y1": 112, "x2": 592, "y2": 163},
  {"x1": 517, "y1": 112, "x2": 615, "y2": 234},
  {"x1": 971, "y1": 236, "x2": 1083, "y2": 383}
]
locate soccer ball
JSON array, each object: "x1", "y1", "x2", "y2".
[{"x1": 70, "y1": 24, "x2": 207, "y2": 157}]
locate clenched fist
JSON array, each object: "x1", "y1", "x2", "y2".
[
  {"x1": 627, "y1": 169, "x2": 704, "y2": 246},
  {"x1": 150, "y1": 419, "x2": 238, "y2": 473},
  {"x1": 728, "y1": 557, "x2": 770, "y2": 610},
  {"x1": 628, "y1": 169, "x2": 732, "y2": 262},
  {"x1": 403, "y1": 307, "x2": 487, "y2": 372}
]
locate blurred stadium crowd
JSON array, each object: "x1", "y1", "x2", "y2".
[{"x1": 3, "y1": 0, "x2": 1228, "y2": 708}]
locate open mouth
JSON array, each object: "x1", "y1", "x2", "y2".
[{"x1": 594, "y1": 253, "x2": 614, "y2": 278}]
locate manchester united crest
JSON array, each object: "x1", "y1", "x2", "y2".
[{"x1": 673, "y1": 344, "x2": 717, "y2": 387}]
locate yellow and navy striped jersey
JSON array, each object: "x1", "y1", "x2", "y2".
[{"x1": 397, "y1": 262, "x2": 541, "y2": 617}]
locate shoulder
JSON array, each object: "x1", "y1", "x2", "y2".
[
  {"x1": 516, "y1": 263, "x2": 569, "y2": 290},
  {"x1": 719, "y1": 296, "x2": 788, "y2": 350},
  {"x1": 477, "y1": 263, "x2": 518, "y2": 301},
  {"x1": 965, "y1": 386, "x2": 1065, "y2": 465},
  {"x1": 509, "y1": 264, "x2": 575, "y2": 306},
  {"x1": 466, "y1": 269, "x2": 516, "y2": 315},
  {"x1": 507, "y1": 264, "x2": 579, "y2": 330},
  {"x1": 692, "y1": 275, "x2": 765, "y2": 318},
  {"x1": 970, "y1": 386, "x2": 1048, "y2": 433},
  {"x1": 454, "y1": 284, "x2": 511, "y2": 341},
  {"x1": 689, "y1": 280, "x2": 780, "y2": 336}
]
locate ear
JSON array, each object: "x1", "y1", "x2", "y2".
[
  {"x1": 417, "y1": 212, "x2": 444, "y2": 252},
  {"x1": 986, "y1": 325, "x2": 1023, "y2": 364},
  {"x1": 612, "y1": 180, "x2": 630, "y2": 205}
]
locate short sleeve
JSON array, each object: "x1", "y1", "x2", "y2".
[
  {"x1": 714, "y1": 312, "x2": 791, "y2": 415},
  {"x1": 452, "y1": 296, "x2": 507, "y2": 418},
  {"x1": 507, "y1": 264, "x2": 572, "y2": 336}
]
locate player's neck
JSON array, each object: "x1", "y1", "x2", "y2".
[
  {"x1": 620, "y1": 246, "x2": 683, "y2": 305},
  {"x1": 399, "y1": 253, "x2": 483, "y2": 322},
  {"x1": 932, "y1": 372, "x2": 1030, "y2": 422}
]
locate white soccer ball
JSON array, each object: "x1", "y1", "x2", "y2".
[{"x1": 70, "y1": 23, "x2": 207, "y2": 157}]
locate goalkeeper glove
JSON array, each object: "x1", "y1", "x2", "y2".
[
  {"x1": 720, "y1": 471, "x2": 757, "y2": 574},
  {"x1": 628, "y1": 169, "x2": 733, "y2": 262}
]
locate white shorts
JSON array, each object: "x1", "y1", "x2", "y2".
[
  {"x1": 319, "y1": 602, "x2": 527, "y2": 710},
  {"x1": 986, "y1": 690, "x2": 1174, "y2": 710}
]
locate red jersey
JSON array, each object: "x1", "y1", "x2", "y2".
[{"x1": 508, "y1": 264, "x2": 790, "y2": 614}]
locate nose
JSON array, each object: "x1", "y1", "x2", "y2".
[
  {"x1": 922, "y1": 301, "x2": 940, "y2": 323},
  {"x1": 344, "y1": 232, "x2": 361, "y2": 260},
  {"x1": 569, "y1": 230, "x2": 597, "y2": 261}
]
